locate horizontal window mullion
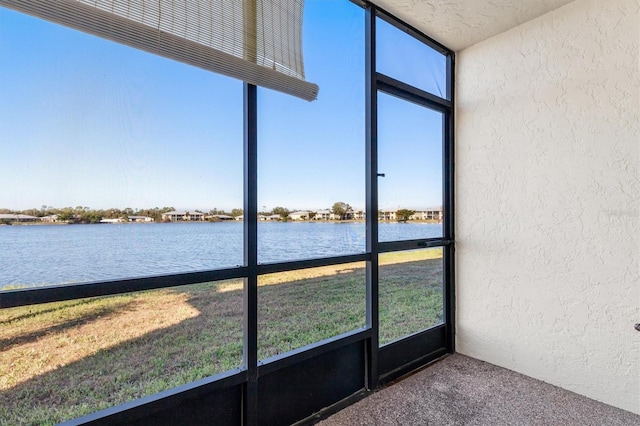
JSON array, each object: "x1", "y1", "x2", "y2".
[
  {"x1": 0, "y1": 266, "x2": 248, "y2": 309},
  {"x1": 257, "y1": 328, "x2": 370, "y2": 376},
  {"x1": 377, "y1": 238, "x2": 452, "y2": 253},
  {"x1": 376, "y1": 73, "x2": 451, "y2": 112},
  {"x1": 257, "y1": 253, "x2": 370, "y2": 275}
]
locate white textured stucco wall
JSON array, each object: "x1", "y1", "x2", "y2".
[{"x1": 456, "y1": 0, "x2": 639, "y2": 414}]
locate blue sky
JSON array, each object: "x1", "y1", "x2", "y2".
[{"x1": 0, "y1": 1, "x2": 445, "y2": 212}]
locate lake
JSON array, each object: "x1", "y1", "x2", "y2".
[{"x1": 0, "y1": 222, "x2": 442, "y2": 289}]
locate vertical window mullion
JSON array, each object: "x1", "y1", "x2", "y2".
[
  {"x1": 243, "y1": 82, "x2": 259, "y2": 425},
  {"x1": 365, "y1": 3, "x2": 379, "y2": 390},
  {"x1": 444, "y1": 52, "x2": 456, "y2": 353}
]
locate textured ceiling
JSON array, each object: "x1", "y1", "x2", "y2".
[{"x1": 371, "y1": 0, "x2": 577, "y2": 51}]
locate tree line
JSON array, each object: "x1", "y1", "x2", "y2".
[
  {"x1": 0, "y1": 206, "x2": 243, "y2": 224},
  {"x1": 2, "y1": 203, "x2": 351, "y2": 224},
  {"x1": 261, "y1": 201, "x2": 356, "y2": 221},
  {"x1": 1, "y1": 203, "x2": 420, "y2": 224}
]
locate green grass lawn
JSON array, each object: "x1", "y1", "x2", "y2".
[{"x1": 0, "y1": 250, "x2": 443, "y2": 426}]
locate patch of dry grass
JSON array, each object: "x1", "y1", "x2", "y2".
[
  {"x1": 1, "y1": 283, "x2": 243, "y2": 426},
  {"x1": 1, "y1": 292, "x2": 199, "y2": 391}
]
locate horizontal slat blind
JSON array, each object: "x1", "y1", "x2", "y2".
[{"x1": 0, "y1": 0, "x2": 318, "y2": 101}]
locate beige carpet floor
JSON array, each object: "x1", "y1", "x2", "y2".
[{"x1": 319, "y1": 354, "x2": 639, "y2": 426}]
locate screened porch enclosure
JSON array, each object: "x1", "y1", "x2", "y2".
[
  {"x1": 2, "y1": 0, "x2": 637, "y2": 424},
  {"x1": 0, "y1": 1, "x2": 454, "y2": 425}
]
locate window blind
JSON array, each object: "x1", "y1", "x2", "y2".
[{"x1": 0, "y1": 0, "x2": 319, "y2": 101}]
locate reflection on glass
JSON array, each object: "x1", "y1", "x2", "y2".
[
  {"x1": 257, "y1": 0, "x2": 365, "y2": 263},
  {"x1": 379, "y1": 248, "x2": 444, "y2": 346},
  {"x1": 0, "y1": 280, "x2": 243, "y2": 424},
  {"x1": 258, "y1": 262, "x2": 366, "y2": 360},
  {"x1": 376, "y1": 17, "x2": 447, "y2": 98},
  {"x1": 377, "y1": 92, "x2": 443, "y2": 241},
  {"x1": 0, "y1": 9, "x2": 242, "y2": 289}
]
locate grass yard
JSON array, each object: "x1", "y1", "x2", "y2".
[{"x1": 0, "y1": 249, "x2": 443, "y2": 425}]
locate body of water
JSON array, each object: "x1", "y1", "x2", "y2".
[{"x1": 0, "y1": 222, "x2": 442, "y2": 288}]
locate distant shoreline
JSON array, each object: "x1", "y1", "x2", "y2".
[
  {"x1": 0, "y1": 222, "x2": 69, "y2": 226},
  {"x1": 1, "y1": 219, "x2": 442, "y2": 226}
]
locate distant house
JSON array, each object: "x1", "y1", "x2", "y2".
[
  {"x1": 289, "y1": 211, "x2": 310, "y2": 221},
  {"x1": 314, "y1": 210, "x2": 337, "y2": 221},
  {"x1": 353, "y1": 210, "x2": 365, "y2": 220},
  {"x1": 235, "y1": 215, "x2": 244, "y2": 221},
  {"x1": 379, "y1": 210, "x2": 397, "y2": 221},
  {"x1": 40, "y1": 214, "x2": 59, "y2": 223},
  {"x1": 378, "y1": 208, "x2": 443, "y2": 222},
  {"x1": 411, "y1": 208, "x2": 443, "y2": 222},
  {"x1": 161, "y1": 211, "x2": 205, "y2": 221},
  {"x1": 0, "y1": 213, "x2": 38, "y2": 223},
  {"x1": 128, "y1": 216, "x2": 154, "y2": 222}
]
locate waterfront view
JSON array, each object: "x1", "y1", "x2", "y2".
[{"x1": 0, "y1": 221, "x2": 442, "y2": 289}]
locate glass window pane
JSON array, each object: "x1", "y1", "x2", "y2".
[
  {"x1": 257, "y1": 0, "x2": 365, "y2": 263},
  {"x1": 379, "y1": 248, "x2": 444, "y2": 346},
  {"x1": 258, "y1": 262, "x2": 366, "y2": 360},
  {"x1": 376, "y1": 17, "x2": 447, "y2": 98},
  {"x1": 0, "y1": 9, "x2": 243, "y2": 290},
  {"x1": 0, "y1": 280, "x2": 243, "y2": 424},
  {"x1": 377, "y1": 92, "x2": 443, "y2": 242}
]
